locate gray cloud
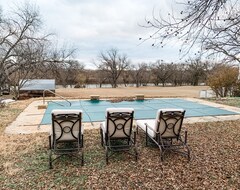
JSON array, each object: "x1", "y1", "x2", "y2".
[{"x1": 0, "y1": 0, "x2": 184, "y2": 68}]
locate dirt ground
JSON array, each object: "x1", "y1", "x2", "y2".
[
  {"x1": 0, "y1": 86, "x2": 240, "y2": 189},
  {"x1": 56, "y1": 86, "x2": 210, "y2": 99}
]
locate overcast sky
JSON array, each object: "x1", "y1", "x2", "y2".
[{"x1": 0, "y1": 0, "x2": 185, "y2": 69}]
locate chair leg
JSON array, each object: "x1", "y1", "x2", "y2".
[
  {"x1": 185, "y1": 145, "x2": 191, "y2": 161},
  {"x1": 157, "y1": 145, "x2": 164, "y2": 162},
  {"x1": 145, "y1": 125, "x2": 148, "y2": 146},
  {"x1": 160, "y1": 154, "x2": 164, "y2": 162},
  {"x1": 49, "y1": 135, "x2": 52, "y2": 149},
  {"x1": 100, "y1": 128, "x2": 104, "y2": 147},
  {"x1": 81, "y1": 134, "x2": 84, "y2": 148},
  {"x1": 105, "y1": 147, "x2": 109, "y2": 165},
  {"x1": 188, "y1": 150, "x2": 191, "y2": 161},
  {"x1": 184, "y1": 131, "x2": 191, "y2": 161},
  {"x1": 133, "y1": 131, "x2": 136, "y2": 145},
  {"x1": 134, "y1": 146, "x2": 138, "y2": 161},
  {"x1": 133, "y1": 132, "x2": 138, "y2": 161},
  {"x1": 81, "y1": 150, "x2": 84, "y2": 166},
  {"x1": 145, "y1": 133, "x2": 148, "y2": 146},
  {"x1": 49, "y1": 135, "x2": 54, "y2": 169},
  {"x1": 49, "y1": 150, "x2": 53, "y2": 169}
]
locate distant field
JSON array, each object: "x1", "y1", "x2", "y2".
[{"x1": 56, "y1": 86, "x2": 210, "y2": 99}]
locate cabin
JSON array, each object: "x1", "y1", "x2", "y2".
[{"x1": 19, "y1": 79, "x2": 55, "y2": 99}]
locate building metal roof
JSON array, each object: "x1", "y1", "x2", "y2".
[{"x1": 20, "y1": 79, "x2": 55, "y2": 90}]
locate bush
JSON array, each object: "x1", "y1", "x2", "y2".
[{"x1": 207, "y1": 64, "x2": 238, "y2": 97}]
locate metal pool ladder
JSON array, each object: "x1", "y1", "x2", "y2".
[{"x1": 43, "y1": 89, "x2": 72, "y2": 107}]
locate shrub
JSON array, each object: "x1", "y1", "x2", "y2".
[{"x1": 207, "y1": 64, "x2": 238, "y2": 97}]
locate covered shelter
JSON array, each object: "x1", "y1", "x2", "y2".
[{"x1": 19, "y1": 79, "x2": 55, "y2": 99}]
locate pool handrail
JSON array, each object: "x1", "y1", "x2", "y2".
[{"x1": 43, "y1": 89, "x2": 72, "y2": 107}]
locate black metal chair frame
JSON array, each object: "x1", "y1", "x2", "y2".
[
  {"x1": 138, "y1": 110, "x2": 190, "y2": 161},
  {"x1": 100, "y1": 111, "x2": 138, "y2": 164},
  {"x1": 49, "y1": 112, "x2": 84, "y2": 169}
]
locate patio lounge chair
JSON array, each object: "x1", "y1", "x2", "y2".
[
  {"x1": 136, "y1": 109, "x2": 190, "y2": 161},
  {"x1": 49, "y1": 109, "x2": 84, "y2": 169},
  {"x1": 100, "y1": 108, "x2": 138, "y2": 164}
]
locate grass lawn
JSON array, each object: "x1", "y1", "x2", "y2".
[
  {"x1": 0, "y1": 98, "x2": 239, "y2": 189},
  {"x1": 209, "y1": 97, "x2": 240, "y2": 108}
]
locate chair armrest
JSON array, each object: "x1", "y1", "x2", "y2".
[
  {"x1": 144, "y1": 123, "x2": 159, "y2": 133},
  {"x1": 132, "y1": 124, "x2": 137, "y2": 132}
]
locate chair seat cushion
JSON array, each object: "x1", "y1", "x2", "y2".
[
  {"x1": 136, "y1": 119, "x2": 156, "y2": 138},
  {"x1": 105, "y1": 108, "x2": 134, "y2": 117},
  {"x1": 159, "y1": 108, "x2": 185, "y2": 113},
  {"x1": 100, "y1": 121, "x2": 106, "y2": 133},
  {"x1": 51, "y1": 109, "x2": 83, "y2": 115}
]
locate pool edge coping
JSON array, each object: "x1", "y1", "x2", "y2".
[{"x1": 5, "y1": 97, "x2": 240, "y2": 134}]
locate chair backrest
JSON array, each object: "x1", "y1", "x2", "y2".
[
  {"x1": 155, "y1": 109, "x2": 185, "y2": 138},
  {"x1": 51, "y1": 109, "x2": 82, "y2": 142},
  {"x1": 106, "y1": 108, "x2": 134, "y2": 139}
]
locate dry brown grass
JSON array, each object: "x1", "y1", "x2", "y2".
[
  {"x1": 0, "y1": 88, "x2": 239, "y2": 189},
  {"x1": 0, "y1": 122, "x2": 239, "y2": 189},
  {"x1": 56, "y1": 86, "x2": 209, "y2": 99}
]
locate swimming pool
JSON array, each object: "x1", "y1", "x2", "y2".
[{"x1": 40, "y1": 98, "x2": 239, "y2": 124}]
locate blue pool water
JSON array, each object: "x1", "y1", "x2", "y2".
[{"x1": 40, "y1": 98, "x2": 239, "y2": 124}]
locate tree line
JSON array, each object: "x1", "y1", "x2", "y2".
[
  {"x1": 50, "y1": 48, "x2": 239, "y2": 99},
  {"x1": 68, "y1": 49, "x2": 211, "y2": 88}
]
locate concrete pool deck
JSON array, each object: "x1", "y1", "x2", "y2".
[{"x1": 5, "y1": 98, "x2": 240, "y2": 134}]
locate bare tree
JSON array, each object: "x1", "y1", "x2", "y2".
[
  {"x1": 169, "y1": 63, "x2": 188, "y2": 86},
  {"x1": 151, "y1": 60, "x2": 173, "y2": 86},
  {"x1": 8, "y1": 40, "x2": 44, "y2": 98},
  {"x1": 140, "y1": 0, "x2": 240, "y2": 62},
  {"x1": 96, "y1": 48, "x2": 130, "y2": 88},
  {"x1": 53, "y1": 60, "x2": 85, "y2": 88},
  {"x1": 0, "y1": 3, "x2": 46, "y2": 93},
  {"x1": 121, "y1": 70, "x2": 131, "y2": 87},
  {"x1": 95, "y1": 69, "x2": 108, "y2": 88},
  {"x1": 0, "y1": 3, "x2": 76, "y2": 97},
  {"x1": 37, "y1": 40, "x2": 77, "y2": 80},
  {"x1": 185, "y1": 57, "x2": 208, "y2": 86},
  {"x1": 130, "y1": 63, "x2": 149, "y2": 87}
]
